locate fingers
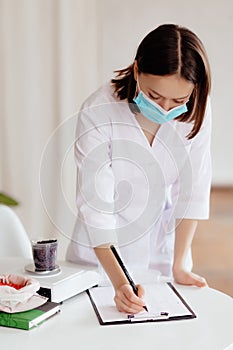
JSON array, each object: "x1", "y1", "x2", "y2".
[
  {"x1": 191, "y1": 273, "x2": 208, "y2": 287},
  {"x1": 174, "y1": 269, "x2": 208, "y2": 287},
  {"x1": 136, "y1": 284, "x2": 145, "y2": 298},
  {"x1": 186, "y1": 272, "x2": 208, "y2": 287},
  {"x1": 114, "y1": 284, "x2": 145, "y2": 314}
]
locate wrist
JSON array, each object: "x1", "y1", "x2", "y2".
[
  {"x1": 172, "y1": 262, "x2": 186, "y2": 276},
  {"x1": 114, "y1": 282, "x2": 130, "y2": 292}
]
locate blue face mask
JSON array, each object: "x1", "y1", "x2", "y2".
[{"x1": 133, "y1": 90, "x2": 188, "y2": 124}]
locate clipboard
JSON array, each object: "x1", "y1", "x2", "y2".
[{"x1": 87, "y1": 282, "x2": 196, "y2": 325}]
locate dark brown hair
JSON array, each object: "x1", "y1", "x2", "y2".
[{"x1": 111, "y1": 24, "x2": 211, "y2": 139}]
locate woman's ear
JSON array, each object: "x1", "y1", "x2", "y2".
[{"x1": 133, "y1": 60, "x2": 138, "y2": 81}]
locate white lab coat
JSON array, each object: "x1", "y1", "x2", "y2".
[{"x1": 66, "y1": 83, "x2": 212, "y2": 276}]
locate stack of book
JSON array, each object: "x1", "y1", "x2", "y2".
[{"x1": 0, "y1": 301, "x2": 60, "y2": 330}]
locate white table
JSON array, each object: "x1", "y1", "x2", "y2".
[{"x1": 0, "y1": 258, "x2": 233, "y2": 350}]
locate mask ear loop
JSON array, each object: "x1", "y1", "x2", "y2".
[
  {"x1": 134, "y1": 75, "x2": 141, "y2": 99},
  {"x1": 133, "y1": 58, "x2": 142, "y2": 98},
  {"x1": 131, "y1": 75, "x2": 141, "y2": 114}
]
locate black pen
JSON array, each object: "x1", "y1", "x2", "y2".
[{"x1": 110, "y1": 245, "x2": 148, "y2": 312}]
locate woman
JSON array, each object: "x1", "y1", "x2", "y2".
[{"x1": 67, "y1": 24, "x2": 212, "y2": 314}]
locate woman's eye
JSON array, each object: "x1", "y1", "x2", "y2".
[
  {"x1": 174, "y1": 100, "x2": 185, "y2": 104},
  {"x1": 148, "y1": 93, "x2": 160, "y2": 100}
]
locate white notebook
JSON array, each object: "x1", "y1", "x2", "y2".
[{"x1": 87, "y1": 282, "x2": 196, "y2": 325}]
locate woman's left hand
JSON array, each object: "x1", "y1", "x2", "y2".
[{"x1": 173, "y1": 269, "x2": 208, "y2": 287}]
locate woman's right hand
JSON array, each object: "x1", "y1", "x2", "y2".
[{"x1": 114, "y1": 284, "x2": 146, "y2": 314}]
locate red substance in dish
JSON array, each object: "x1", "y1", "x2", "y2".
[{"x1": 0, "y1": 281, "x2": 23, "y2": 290}]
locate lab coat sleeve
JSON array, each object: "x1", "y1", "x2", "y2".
[
  {"x1": 172, "y1": 98, "x2": 212, "y2": 219},
  {"x1": 74, "y1": 106, "x2": 117, "y2": 247}
]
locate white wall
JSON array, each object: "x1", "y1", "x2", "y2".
[
  {"x1": 100, "y1": 0, "x2": 233, "y2": 185},
  {"x1": 0, "y1": 0, "x2": 102, "y2": 259}
]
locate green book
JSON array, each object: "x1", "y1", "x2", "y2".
[{"x1": 0, "y1": 301, "x2": 60, "y2": 330}]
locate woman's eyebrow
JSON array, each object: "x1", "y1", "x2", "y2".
[{"x1": 149, "y1": 88, "x2": 190, "y2": 100}]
